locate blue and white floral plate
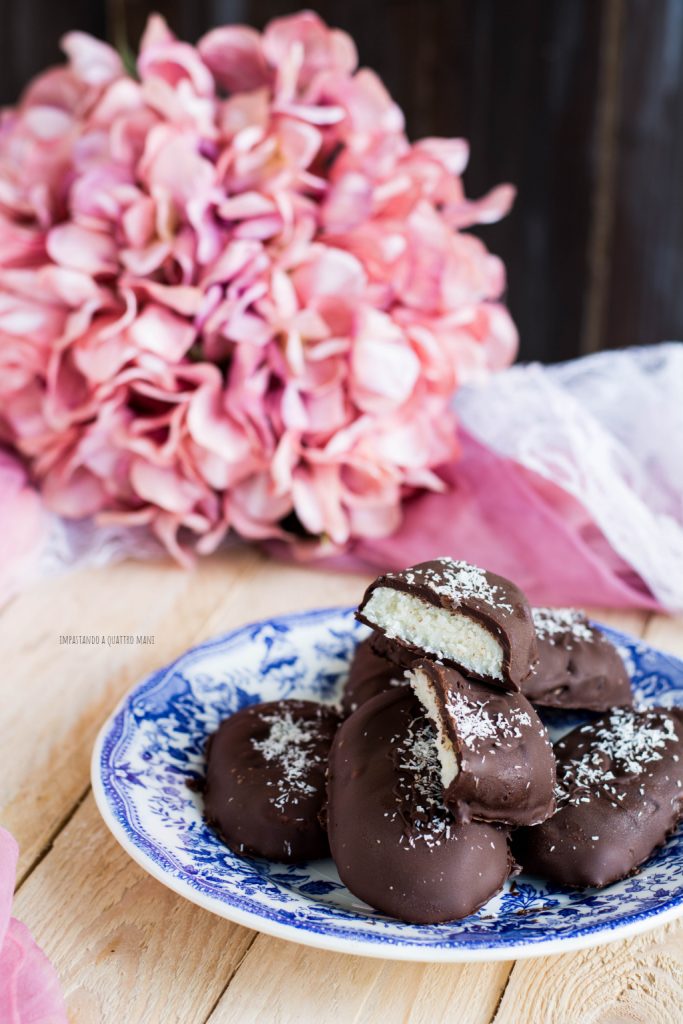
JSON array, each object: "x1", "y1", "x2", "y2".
[{"x1": 92, "y1": 607, "x2": 683, "y2": 962}]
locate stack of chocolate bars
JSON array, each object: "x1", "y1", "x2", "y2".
[{"x1": 204, "y1": 558, "x2": 683, "y2": 924}]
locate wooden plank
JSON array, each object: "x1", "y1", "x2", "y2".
[
  {"x1": 110, "y1": 0, "x2": 213, "y2": 50},
  {"x1": 491, "y1": 609, "x2": 683, "y2": 1024},
  {"x1": 12, "y1": 795, "x2": 257, "y2": 1024},
  {"x1": 492, "y1": 918, "x2": 683, "y2": 1024},
  {"x1": 583, "y1": 607, "x2": 650, "y2": 635},
  {"x1": 600, "y1": 0, "x2": 683, "y2": 351},
  {"x1": 580, "y1": 0, "x2": 624, "y2": 356},
  {"x1": 5, "y1": 553, "x2": 668, "y2": 1021},
  {"x1": 0, "y1": 547, "x2": 370, "y2": 879},
  {"x1": 8, "y1": 551, "x2": 372, "y2": 1021},
  {"x1": 0, "y1": 548, "x2": 263, "y2": 876},
  {"x1": 207, "y1": 934, "x2": 512, "y2": 1024},
  {"x1": 0, "y1": 0, "x2": 106, "y2": 104},
  {"x1": 445, "y1": 0, "x2": 606, "y2": 364},
  {"x1": 643, "y1": 614, "x2": 683, "y2": 658}
]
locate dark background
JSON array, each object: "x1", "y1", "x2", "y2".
[{"x1": 2, "y1": 0, "x2": 682, "y2": 364}]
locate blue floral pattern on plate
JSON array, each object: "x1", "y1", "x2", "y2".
[{"x1": 92, "y1": 608, "x2": 683, "y2": 961}]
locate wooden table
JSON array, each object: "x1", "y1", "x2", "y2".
[{"x1": 3, "y1": 548, "x2": 683, "y2": 1023}]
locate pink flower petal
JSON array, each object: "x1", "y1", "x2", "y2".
[
  {"x1": 263, "y1": 12, "x2": 357, "y2": 87},
  {"x1": 61, "y1": 31, "x2": 124, "y2": 86},
  {"x1": 130, "y1": 459, "x2": 204, "y2": 514},
  {"x1": 275, "y1": 117, "x2": 321, "y2": 170},
  {"x1": 130, "y1": 280, "x2": 203, "y2": 316},
  {"x1": 348, "y1": 500, "x2": 402, "y2": 539},
  {"x1": 141, "y1": 40, "x2": 214, "y2": 94},
  {"x1": 139, "y1": 14, "x2": 176, "y2": 53},
  {"x1": 322, "y1": 172, "x2": 373, "y2": 233},
  {"x1": 218, "y1": 89, "x2": 270, "y2": 138},
  {"x1": 292, "y1": 463, "x2": 349, "y2": 544},
  {"x1": 128, "y1": 305, "x2": 195, "y2": 361},
  {"x1": 350, "y1": 311, "x2": 421, "y2": 412},
  {"x1": 317, "y1": 68, "x2": 404, "y2": 136},
  {"x1": 293, "y1": 246, "x2": 365, "y2": 303},
  {"x1": 0, "y1": 829, "x2": 18, "y2": 948},
  {"x1": 218, "y1": 192, "x2": 277, "y2": 220},
  {"x1": 0, "y1": 216, "x2": 45, "y2": 267},
  {"x1": 227, "y1": 473, "x2": 291, "y2": 539},
  {"x1": 414, "y1": 137, "x2": 470, "y2": 176},
  {"x1": 42, "y1": 464, "x2": 109, "y2": 517},
  {"x1": 151, "y1": 511, "x2": 196, "y2": 568},
  {"x1": 0, "y1": 919, "x2": 67, "y2": 1024},
  {"x1": 187, "y1": 384, "x2": 252, "y2": 462},
  {"x1": 198, "y1": 27, "x2": 270, "y2": 92},
  {"x1": 121, "y1": 196, "x2": 156, "y2": 248},
  {"x1": 139, "y1": 126, "x2": 215, "y2": 206},
  {"x1": 446, "y1": 183, "x2": 516, "y2": 229},
  {"x1": 46, "y1": 224, "x2": 117, "y2": 276},
  {"x1": 273, "y1": 101, "x2": 344, "y2": 126},
  {"x1": 0, "y1": 830, "x2": 67, "y2": 1023},
  {"x1": 0, "y1": 452, "x2": 46, "y2": 605}
]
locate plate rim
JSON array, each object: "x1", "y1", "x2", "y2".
[{"x1": 91, "y1": 607, "x2": 683, "y2": 962}]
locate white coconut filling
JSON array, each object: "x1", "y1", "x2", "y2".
[
  {"x1": 408, "y1": 668, "x2": 459, "y2": 787},
  {"x1": 363, "y1": 587, "x2": 505, "y2": 681}
]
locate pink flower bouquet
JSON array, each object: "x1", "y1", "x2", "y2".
[{"x1": 0, "y1": 11, "x2": 516, "y2": 563}]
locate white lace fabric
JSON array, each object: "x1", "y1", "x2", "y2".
[{"x1": 457, "y1": 343, "x2": 683, "y2": 610}]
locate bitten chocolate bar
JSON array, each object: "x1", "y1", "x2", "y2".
[
  {"x1": 409, "y1": 661, "x2": 556, "y2": 826},
  {"x1": 327, "y1": 686, "x2": 515, "y2": 923},
  {"x1": 357, "y1": 557, "x2": 537, "y2": 691},
  {"x1": 340, "y1": 635, "x2": 406, "y2": 716}
]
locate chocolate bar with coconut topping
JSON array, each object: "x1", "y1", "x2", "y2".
[
  {"x1": 409, "y1": 661, "x2": 556, "y2": 826},
  {"x1": 204, "y1": 699, "x2": 340, "y2": 862},
  {"x1": 327, "y1": 685, "x2": 516, "y2": 923},
  {"x1": 522, "y1": 608, "x2": 633, "y2": 711},
  {"x1": 356, "y1": 558, "x2": 537, "y2": 692},
  {"x1": 340, "y1": 635, "x2": 411, "y2": 716},
  {"x1": 513, "y1": 707, "x2": 683, "y2": 887}
]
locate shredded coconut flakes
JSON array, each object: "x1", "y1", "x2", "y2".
[
  {"x1": 532, "y1": 607, "x2": 594, "y2": 645},
  {"x1": 251, "y1": 710, "x2": 322, "y2": 811},
  {"x1": 392, "y1": 717, "x2": 454, "y2": 849},
  {"x1": 445, "y1": 691, "x2": 533, "y2": 746},
  {"x1": 556, "y1": 709, "x2": 678, "y2": 806},
  {"x1": 385, "y1": 557, "x2": 514, "y2": 614}
]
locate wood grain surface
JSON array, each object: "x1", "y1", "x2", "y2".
[{"x1": 1, "y1": 550, "x2": 682, "y2": 1023}]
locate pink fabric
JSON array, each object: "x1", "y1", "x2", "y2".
[
  {"x1": 0, "y1": 829, "x2": 67, "y2": 1023},
  {"x1": 291, "y1": 431, "x2": 659, "y2": 609}
]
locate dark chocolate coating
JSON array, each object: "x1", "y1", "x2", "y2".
[
  {"x1": 327, "y1": 686, "x2": 515, "y2": 923},
  {"x1": 204, "y1": 699, "x2": 340, "y2": 863},
  {"x1": 523, "y1": 608, "x2": 633, "y2": 711},
  {"x1": 357, "y1": 558, "x2": 537, "y2": 692},
  {"x1": 340, "y1": 635, "x2": 406, "y2": 715},
  {"x1": 513, "y1": 707, "x2": 683, "y2": 888},
  {"x1": 370, "y1": 630, "x2": 420, "y2": 670},
  {"x1": 413, "y1": 662, "x2": 556, "y2": 826}
]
